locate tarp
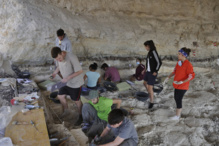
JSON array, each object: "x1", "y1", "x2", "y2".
[
  {"x1": 117, "y1": 82, "x2": 131, "y2": 91},
  {"x1": 38, "y1": 80, "x2": 56, "y2": 91}
]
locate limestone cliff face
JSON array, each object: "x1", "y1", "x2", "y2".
[{"x1": 0, "y1": 0, "x2": 219, "y2": 64}]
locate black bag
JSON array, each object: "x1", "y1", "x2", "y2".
[
  {"x1": 81, "y1": 87, "x2": 91, "y2": 96},
  {"x1": 49, "y1": 91, "x2": 60, "y2": 104},
  {"x1": 97, "y1": 87, "x2": 107, "y2": 93},
  {"x1": 11, "y1": 64, "x2": 30, "y2": 78},
  {"x1": 103, "y1": 82, "x2": 118, "y2": 92},
  {"x1": 153, "y1": 84, "x2": 163, "y2": 93},
  {"x1": 135, "y1": 92, "x2": 149, "y2": 102}
]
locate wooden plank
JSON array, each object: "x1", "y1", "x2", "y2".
[{"x1": 5, "y1": 109, "x2": 50, "y2": 146}]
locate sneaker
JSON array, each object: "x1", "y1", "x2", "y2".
[
  {"x1": 74, "y1": 115, "x2": 83, "y2": 126},
  {"x1": 148, "y1": 102, "x2": 154, "y2": 109},
  {"x1": 169, "y1": 115, "x2": 180, "y2": 121}
]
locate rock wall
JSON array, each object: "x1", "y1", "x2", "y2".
[{"x1": 0, "y1": 0, "x2": 219, "y2": 64}]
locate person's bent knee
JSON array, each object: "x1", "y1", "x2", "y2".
[
  {"x1": 82, "y1": 103, "x2": 90, "y2": 109},
  {"x1": 82, "y1": 103, "x2": 93, "y2": 111},
  {"x1": 58, "y1": 95, "x2": 66, "y2": 100}
]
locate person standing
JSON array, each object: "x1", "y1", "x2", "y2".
[
  {"x1": 164, "y1": 47, "x2": 195, "y2": 120},
  {"x1": 51, "y1": 47, "x2": 84, "y2": 125},
  {"x1": 55, "y1": 28, "x2": 72, "y2": 53},
  {"x1": 54, "y1": 29, "x2": 73, "y2": 78},
  {"x1": 143, "y1": 40, "x2": 162, "y2": 109}
]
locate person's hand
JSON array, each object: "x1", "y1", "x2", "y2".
[
  {"x1": 153, "y1": 72, "x2": 157, "y2": 76},
  {"x1": 141, "y1": 70, "x2": 145, "y2": 75},
  {"x1": 51, "y1": 73, "x2": 56, "y2": 79},
  {"x1": 174, "y1": 81, "x2": 183, "y2": 85},
  {"x1": 163, "y1": 77, "x2": 169, "y2": 84},
  {"x1": 61, "y1": 77, "x2": 69, "y2": 83},
  {"x1": 94, "y1": 135, "x2": 102, "y2": 144}
]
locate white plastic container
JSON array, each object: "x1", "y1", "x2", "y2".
[
  {"x1": 0, "y1": 137, "x2": 13, "y2": 146},
  {"x1": 0, "y1": 106, "x2": 11, "y2": 130}
]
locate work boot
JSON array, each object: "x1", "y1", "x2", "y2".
[
  {"x1": 74, "y1": 114, "x2": 83, "y2": 126},
  {"x1": 148, "y1": 102, "x2": 154, "y2": 109}
]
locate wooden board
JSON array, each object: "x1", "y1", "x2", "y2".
[{"x1": 5, "y1": 109, "x2": 50, "y2": 146}]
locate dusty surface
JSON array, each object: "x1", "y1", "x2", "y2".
[
  {"x1": 0, "y1": 59, "x2": 218, "y2": 145},
  {"x1": 1, "y1": 0, "x2": 219, "y2": 145},
  {"x1": 1, "y1": 0, "x2": 219, "y2": 65},
  {"x1": 41, "y1": 71, "x2": 219, "y2": 146}
]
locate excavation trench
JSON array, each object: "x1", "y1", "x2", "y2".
[{"x1": 1, "y1": 61, "x2": 218, "y2": 146}]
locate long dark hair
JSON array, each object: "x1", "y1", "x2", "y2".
[{"x1": 144, "y1": 40, "x2": 156, "y2": 51}]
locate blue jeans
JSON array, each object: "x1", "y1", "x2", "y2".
[{"x1": 82, "y1": 103, "x2": 107, "y2": 138}]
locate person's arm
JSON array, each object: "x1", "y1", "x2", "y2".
[
  {"x1": 168, "y1": 63, "x2": 177, "y2": 79},
  {"x1": 104, "y1": 70, "x2": 109, "y2": 80},
  {"x1": 84, "y1": 74, "x2": 87, "y2": 81},
  {"x1": 61, "y1": 70, "x2": 83, "y2": 83},
  {"x1": 135, "y1": 66, "x2": 141, "y2": 79},
  {"x1": 100, "y1": 126, "x2": 110, "y2": 138},
  {"x1": 99, "y1": 136, "x2": 124, "y2": 146},
  {"x1": 112, "y1": 99, "x2": 122, "y2": 109},
  {"x1": 168, "y1": 72, "x2": 175, "y2": 79},
  {"x1": 182, "y1": 63, "x2": 195, "y2": 83},
  {"x1": 181, "y1": 74, "x2": 194, "y2": 84},
  {"x1": 51, "y1": 67, "x2": 60, "y2": 78},
  {"x1": 98, "y1": 77, "x2": 101, "y2": 84},
  {"x1": 104, "y1": 75, "x2": 108, "y2": 80},
  {"x1": 55, "y1": 38, "x2": 59, "y2": 47},
  {"x1": 65, "y1": 41, "x2": 72, "y2": 53},
  {"x1": 164, "y1": 69, "x2": 175, "y2": 81},
  {"x1": 141, "y1": 65, "x2": 145, "y2": 75},
  {"x1": 163, "y1": 66, "x2": 176, "y2": 84},
  {"x1": 152, "y1": 50, "x2": 162, "y2": 76}
]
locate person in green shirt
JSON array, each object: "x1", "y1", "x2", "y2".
[{"x1": 81, "y1": 90, "x2": 122, "y2": 138}]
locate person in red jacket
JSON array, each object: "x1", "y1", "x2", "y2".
[
  {"x1": 131, "y1": 58, "x2": 145, "y2": 81},
  {"x1": 164, "y1": 47, "x2": 195, "y2": 120}
]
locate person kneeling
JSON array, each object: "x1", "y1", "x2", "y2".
[
  {"x1": 130, "y1": 58, "x2": 145, "y2": 81},
  {"x1": 95, "y1": 109, "x2": 138, "y2": 146},
  {"x1": 81, "y1": 90, "x2": 122, "y2": 139}
]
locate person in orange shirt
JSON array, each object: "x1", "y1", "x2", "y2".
[{"x1": 164, "y1": 47, "x2": 195, "y2": 120}]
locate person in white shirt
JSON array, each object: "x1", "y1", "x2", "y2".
[{"x1": 55, "y1": 28, "x2": 72, "y2": 53}]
